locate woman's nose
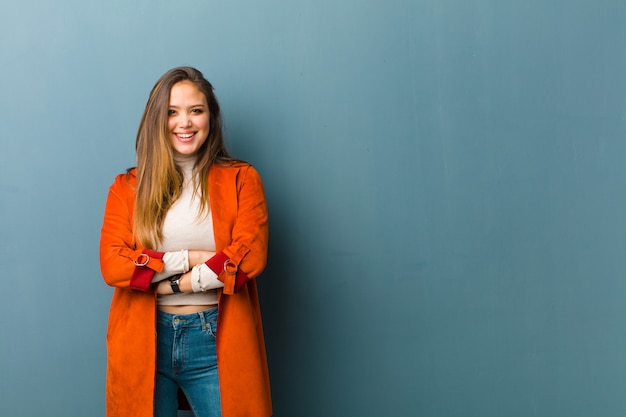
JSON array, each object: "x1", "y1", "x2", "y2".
[{"x1": 179, "y1": 114, "x2": 192, "y2": 127}]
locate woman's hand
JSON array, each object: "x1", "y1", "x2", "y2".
[
  {"x1": 188, "y1": 250, "x2": 216, "y2": 267},
  {"x1": 156, "y1": 279, "x2": 174, "y2": 295},
  {"x1": 155, "y1": 271, "x2": 194, "y2": 294}
]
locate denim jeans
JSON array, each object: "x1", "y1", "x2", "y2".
[{"x1": 155, "y1": 308, "x2": 222, "y2": 417}]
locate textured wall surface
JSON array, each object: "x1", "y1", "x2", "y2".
[{"x1": 1, "y1": 1, "x2": 626, "y2": 416}]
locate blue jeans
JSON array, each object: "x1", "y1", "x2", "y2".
[{"x1": 155, "y1": 308, "x2": 222, "y2": 417}]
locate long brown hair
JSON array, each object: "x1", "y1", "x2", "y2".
[{"x1": 134, "y1": 66, "x2": 231, "y2": 248}]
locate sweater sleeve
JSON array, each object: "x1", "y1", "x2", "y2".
[
  {"x1": 190, "y1": 264, "x2": 224, "y2": 292},
  {"x1": 151, "y1": 250, "x2": 190, "y2": 283}
]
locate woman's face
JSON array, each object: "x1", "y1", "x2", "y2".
[{"x1": 167, "y1": 80, "x2": 210, "y2": 156}]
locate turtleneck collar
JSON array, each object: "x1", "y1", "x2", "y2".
[{"x1": 173, "y1": 152, "x2": 198, "y2": 179}]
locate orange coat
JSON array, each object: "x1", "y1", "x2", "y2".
[{"x1": 100, "y1": 162, "x2": 272, "y2": 417}]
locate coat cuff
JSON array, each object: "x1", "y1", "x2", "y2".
[
  {"x1": 205, "y1": 251, "x2": 250, "y2": 295},
  {"x1": 130, "y1": 249, "x2": 165, "y2": 291}
]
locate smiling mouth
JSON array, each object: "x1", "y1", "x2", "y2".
[{"x1": 176, "y1": 133, "x2": 195, "y2": 141}]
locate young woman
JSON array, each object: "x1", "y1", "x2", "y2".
[{"x1": 100, "y1": 66, "x2": 272, "y2": 417}]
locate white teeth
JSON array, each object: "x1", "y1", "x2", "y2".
[{"x1": 178, "y1": 133, "x2": 193, "y2": 138}]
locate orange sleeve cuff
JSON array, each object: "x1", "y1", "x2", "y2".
[
  {"x1": 205, "y1": 251, "x2": 250, "y2": 295},
  {"x1": 129, "y1": 249, "x2": 165, "y2": 292}
]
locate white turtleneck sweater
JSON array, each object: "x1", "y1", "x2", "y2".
[{"x1": 151, "y1": 153, "x2": 224, "y2": 306}]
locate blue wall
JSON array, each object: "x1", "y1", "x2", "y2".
[{"x1": 2, "y1": 1, "x2": 626, "y2": 416}]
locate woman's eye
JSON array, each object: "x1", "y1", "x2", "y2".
[
  {"x1": 191, "y1": 108, "x2": 203, "y2": 114},
  {"x1": 168, "y1": 109, "x2": 176, "y2": 116}
]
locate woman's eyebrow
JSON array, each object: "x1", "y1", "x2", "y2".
[{"x1": 169, "y1": 104, "x2": 207, "y2": 108}]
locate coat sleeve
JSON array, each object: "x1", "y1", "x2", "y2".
[
  {"x1": 99, "y1": 173, "x2": 165, "y2": 291},
  {"x1": 205, "y1": 165, "x2": 269, "y2": 294}
]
